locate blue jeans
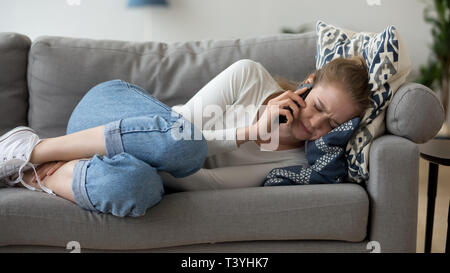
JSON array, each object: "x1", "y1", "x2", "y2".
[{"x1": 66, "y1": 79, "x2": 207, "y2": 217}]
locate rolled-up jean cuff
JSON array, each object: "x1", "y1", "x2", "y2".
[
  {"x1": 104, "y1": 119, "x2": 124, "y2": 158},
  {"x1": 72, "y1": 159, "x2": 99, "y2": 213}
]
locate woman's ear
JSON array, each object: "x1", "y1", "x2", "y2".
[{"x1": 305, "y1": 73, "x2": 316, "y2": 84}]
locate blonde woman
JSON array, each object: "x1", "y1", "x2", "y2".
[{"x1": 0, "y1": 57, "x2": 370, "y2": 217}]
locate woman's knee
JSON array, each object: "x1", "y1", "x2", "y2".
[
  {"x1": 82, "y1": 153, "x2": 164, "y2": 217},
  {"x1": 164, "y1": 121, "x2": 208, "y2": 177},
  {"x1": 94, "y1": 79, "x2": 128, "y2": 90},
  {"x1": 119, "y1": 115, "x2": 207, "y2": 177},
  {"x1": 66, "y1": 79, "x2": 128, "y2": 134}
]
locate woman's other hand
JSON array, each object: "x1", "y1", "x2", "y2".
[{"x1": 31, "y1": 161, "x2": 67, "y2": 183}]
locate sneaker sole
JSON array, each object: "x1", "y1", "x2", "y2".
[{"x1": 0, "y1": 126, "x2": 36, "y2": 144}]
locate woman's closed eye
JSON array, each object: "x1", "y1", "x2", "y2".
[{"x1": 314, "y1": 103, "x2": 338, "y2": 129}]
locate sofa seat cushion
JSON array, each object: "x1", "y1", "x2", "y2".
[{"x1": 0, "y1": 184, "x2": 368, "y2": 250}]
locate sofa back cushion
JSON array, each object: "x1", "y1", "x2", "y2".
[
  {"x1": 0, "y1": 33, "x2": 31, "y2": 135},
  {"x1": 27, "y1": 32, "x2": 317, "y2": 138}
]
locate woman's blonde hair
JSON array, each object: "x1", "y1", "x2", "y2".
[{"x1": 274, "y1": 56, "x2": 371, "y2": 117}]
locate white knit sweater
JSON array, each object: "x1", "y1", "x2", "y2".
[{"x1": 160, "y1": 59, "x2": 308, "y2": 191}]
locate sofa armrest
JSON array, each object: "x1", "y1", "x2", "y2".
[
  {"x1": 386, "y1": 82, "x2": 444, "y2": 143},
  {"x1": 367, "y1": 134, "x2": 419, "y2": 253}
]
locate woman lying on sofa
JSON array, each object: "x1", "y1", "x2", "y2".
[{"x1": 0, "y1": 57, "x2": 370, "y2": 217}]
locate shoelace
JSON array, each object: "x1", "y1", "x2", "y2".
[
  {"x1": 16, "y1": 161, "x2": 54, "y2": 195},
  {"x1": 6, "y1": 138, "x2": 55, "y2": 195}
]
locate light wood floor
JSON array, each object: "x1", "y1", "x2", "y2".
[{"x1": 417, "y1": 158, "x2": 450, "y2": 253}]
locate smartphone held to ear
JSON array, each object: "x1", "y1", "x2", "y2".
[{"x1": 278, "y1": 83, "x2": 313, "y2": 124}]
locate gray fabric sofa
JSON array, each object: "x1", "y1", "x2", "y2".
[{"x1": 0, "y1": 31, "x2": 444, "y2": 253}]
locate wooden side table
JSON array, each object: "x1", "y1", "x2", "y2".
[{"x1": 419, "y1": 139, "x2": 450, "y2": 253}]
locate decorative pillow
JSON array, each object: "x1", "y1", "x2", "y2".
[
  {"x1": 264, "y1": 117, "x2": 360, "y2": 186},
  {"x1": 315, "y1": 20, "x2": 411, "y2": 184}
]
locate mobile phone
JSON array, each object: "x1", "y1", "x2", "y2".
[{"x1": 279, "y1": 82, "x2": 313, "y2": 124}]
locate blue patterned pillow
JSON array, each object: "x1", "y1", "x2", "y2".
[
  {"x1": 315, "y1": 21, "x2": 411, "y2": 184},
  {"x1": 264, "y1": 117, "x2": 360, "y2": 186}
]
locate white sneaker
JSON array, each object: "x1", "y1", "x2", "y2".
[{"x1": 0, "y1": 126, "x2": 54, "y2": 195}]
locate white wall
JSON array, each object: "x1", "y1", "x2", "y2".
[{"x1": 0, "y1": 0, "x2": 434, "y2": 80}]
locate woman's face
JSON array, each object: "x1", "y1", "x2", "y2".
[{"x1": 290, "y1": 83, "x2": 358, "y2": 141}]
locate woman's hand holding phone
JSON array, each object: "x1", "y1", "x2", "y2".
[
  {"x1": 278, "y1": 74, "x2": 315, "y2": 124},
  {"x1": 238, "y1": 74, "x2": 315, "y2": 147},
  {"x1": 249, "y1": 84, "x2": 310, "y2": 145}
]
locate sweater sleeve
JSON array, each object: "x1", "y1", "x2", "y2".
[
  {"x1": 159, "y1": 161, "x2": 305, "y2": 192},
  {"x1": 172, "y1": 59, "x2": 271, "y2": 157}
]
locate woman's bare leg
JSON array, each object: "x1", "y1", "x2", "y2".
[
  {"x1": 19, "y1": 160, "x2": 80, "y2": 203},
  {"x1": 29, "y1": 126, "x2": 106, "y2": 164}
]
